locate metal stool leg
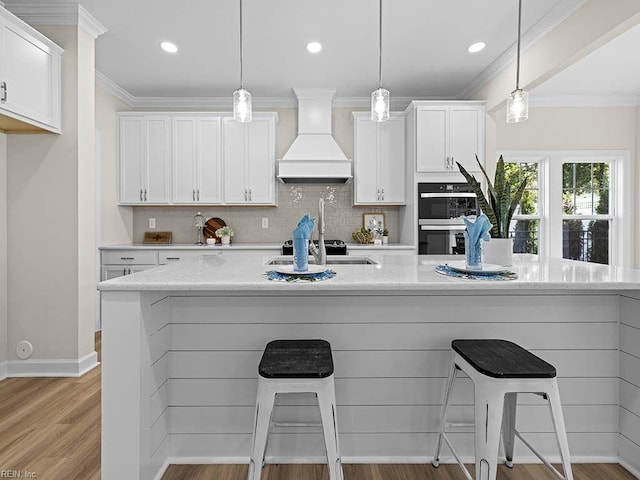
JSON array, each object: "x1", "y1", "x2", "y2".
[
  {"x1": 474, "y1": 385, "x2": 504, "y2": 480},
  {"x1": 501, "y1": 392, "x2": 517, "y2": 468},
  {"x1": 317, "y1": 379, "x2": 343, "y2": 480},
  {"x1": 247, "y1": 380, "x2": 276, "y2": 480},
  {"x1": 547, "y1": 381, "x2": 574, "y2": 480},
  {"x1": 432, "y1": 361, "x2": 458, "y2": 467}
]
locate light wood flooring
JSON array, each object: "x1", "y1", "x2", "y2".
[{"x1": 0, "y1": 333, "x2": 636, "y2": 480}]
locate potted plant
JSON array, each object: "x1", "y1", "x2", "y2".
[
  {"x1": 382, "y1": 228, "x2": 389, "y2": 244},
  {"x1": 215, "y1": 226, "x2": 234, "y2": 245},
  {"x1": 456, "y1": 155, "x2": 528, "y2": 266}
]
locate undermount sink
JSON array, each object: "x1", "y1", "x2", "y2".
[{"x1": 267, "y1": 256, "x2": 378, "y2": 266}]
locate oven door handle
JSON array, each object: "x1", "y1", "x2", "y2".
[
  {"x1": 420, "y1": 225, "x2": 466, "y2": 231},
  {"x1": 420, "y1": 192, "x2": 477, "y2": 198}
]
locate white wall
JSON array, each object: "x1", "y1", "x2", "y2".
[
  {"x1": 493, "y1": 105, "x2": 638, "y2": 265},
  {"x1": 7, "y1": 25, "x2": 97, "y2": 365},
  {"x1": 96, "y1": 85, "x2": 133, "y2": 245},
  {"x1": 0, "y1": 133, "x2": 7, "y2": 377}
]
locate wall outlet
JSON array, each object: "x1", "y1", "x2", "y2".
[
  {"x1": 149, "y1": 218, "x2": 156, "y2": 229},
  {"x1": 262, "y1": 217, "x2": 268, "y2": 229}
]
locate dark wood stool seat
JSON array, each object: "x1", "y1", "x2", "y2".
[
  {"x1": 259, "y1": 339, "x2": 334, "y2": 379},
  {"x1": 452, "y1": 339, "x2": 556, "y2": 379}
]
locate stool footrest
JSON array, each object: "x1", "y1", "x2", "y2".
[
  {"x1": 272, "y1": 422, "x2": 322, "y2": 428},
  {"x1": 445, "y1": 421, "x2": 474, "y2": 429},
  {"x1": 514, "y1": 430, "x2": 567, "y2": 480}
]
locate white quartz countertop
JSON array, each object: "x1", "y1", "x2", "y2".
[
  {"x1": 97, "y1": 253, "x2": 640, "y2": 292},
  {"x1": 99, "y1": 243, "x2": 282, "y2": 250}
]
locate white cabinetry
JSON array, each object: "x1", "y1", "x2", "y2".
[
  {"x1": 353, "y1": 112, "x2": 405, "y2": 205},
  {"x1": 223, "y1": 114, "x2": 276, "y2": 205},
  {"x1": 172, "y1": 116, "x2": 222, "y2": 204},
  {"x1": 412, "y1": 102, "x2": 484, "y2": 173},
  {"x1": 119, "y1": 115, "x2": 171, "y2": 205},
  {"x1": 0, "y1": 7, "x2": 62, "y2": 133}
]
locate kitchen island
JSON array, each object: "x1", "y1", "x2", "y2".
[{"x1": 98, "y1": 254, "x2": 640, "y2": 480}]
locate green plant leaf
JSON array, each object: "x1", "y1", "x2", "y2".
[
  {"x1": 456, "y1": 161, "x2": 500, "y2": 238},
  {"x1": 507, "y1": 177, "x2": 529, "y2": 230},
  {"x1": 476, "y1": 154, "x2": 497, "y2": 202}
]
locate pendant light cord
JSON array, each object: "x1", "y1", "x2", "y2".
[
  {"x1": 239, "y1": 0, "x2": 244, "y2": 89},
  {"x1": 378, "y1": 0, "x2": 383, "y2": 88},
  {"x1": 515, "y1": 0, "x2": 522, "y2": 90}
]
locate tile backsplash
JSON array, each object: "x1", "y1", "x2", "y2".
[{"x1": 132, "y1": 184, "x2": 400, "y2": 244}]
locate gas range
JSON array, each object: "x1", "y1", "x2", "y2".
[{"x1": 282, "y1": 239, "x2": 348, "y2": 256}]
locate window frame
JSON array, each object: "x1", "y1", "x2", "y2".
[{"x1": 500, "y1": 150, "x2": 631, "y2": 267}]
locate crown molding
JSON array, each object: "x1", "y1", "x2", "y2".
[
  {"x1": 529, "y1": 94, "x2": 640, "y2": 107},
  {"x1": 4, "y1": 2, "x2": 107, "y2": 38},
  {"x1": 95, "y1": 70, "x2": 136, "y2": 107},
  {"x1": 456, "y1": 0, "x2": 589, "y2": 100}
]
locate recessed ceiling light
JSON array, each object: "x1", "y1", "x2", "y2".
[
  {"x1": 468, "y1": 42, "x2": 486, "y2": 54},
  {"x1": 160, "y1": 41, "x2": 178, "y2": 54},
  {"x1": 306, "y1": 42, "x2": 322, "y2": 54}
]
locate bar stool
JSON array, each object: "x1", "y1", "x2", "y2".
[
  {"x1": 432, "y1": 339, "x2": 574, "y2": 480},
  {"x1": 247, "y1": 339, "x2": 343, "y2": 480}
]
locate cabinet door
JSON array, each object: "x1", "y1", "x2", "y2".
[
  {"x1": 0, "y1": 19, "x2": 59, "y2": 130},
  {"x1": 145, "y1": 117, "x2": 171, "y2": 203},
  {"x1": 197, "y1": 117, "x2": 222, "y2": 203},
  {"x1": 416, "y1": 107, "x2": 447, "y2": 172},
  {"x1": 353, "y1": 116, "x2": 379, "y2": 204},
  {"x1": 119, "y1": 116, "x2": 144, "y2": 204},
  {"x1": 223, "y1": 118, "x2": 248, "y2": 203},
  {"x1": 172, "y1": 117, "x2": 197, "y2": 203},
  {"x1": 379, "y1": 116, "x2": 405, "y2": 204},
  {"x1": 246, "y1": 118, "x2": 275, "y2": 204},
  {"x1": 450, "y1": 107, "x2": 482, "y2": 171}
]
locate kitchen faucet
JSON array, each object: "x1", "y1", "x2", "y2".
[{"x1": 309, "y1": 198, "x2": 327, "y2": 266}]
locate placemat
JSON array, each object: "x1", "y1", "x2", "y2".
[
  {"x1": 435, "y1": 264, "x2": 517, "y2": 281},
  {"x1": 264, "y1": 270, "x2": 337, "y2": 283}
]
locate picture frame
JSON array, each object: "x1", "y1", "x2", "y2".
[{"x1": 363, "y1": 213, "x2": 385, "y2": 234}]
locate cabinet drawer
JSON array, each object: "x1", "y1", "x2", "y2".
[
  {"x1": 158, "y1": 250, "x2": 222, "y2": 264},
  {"x1": 102, "y1": 250, "x2": 157, "y2": 265}
]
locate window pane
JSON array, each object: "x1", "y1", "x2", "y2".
[
  {"x1": 504, "y1": 162, "x2": 538, "y2": 214},
  {"x1": 562, "y1": 162, "x2": 610, "y2": 215},
  {"x1": 509, "y1": 219, "x2": 539, "y2": 254},
  {"x1": 562, "y1": 219, "x2": 609, "y2": 265}
]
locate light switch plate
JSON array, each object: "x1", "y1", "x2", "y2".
[
  {"x1": 262, "y1": 217, "x2": 268, "y2": 229},
  {"x1": 149, "y1": 218, "x2": 156, "y2": 229}
]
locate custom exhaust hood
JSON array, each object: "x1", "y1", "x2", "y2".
[{"x1": 278, "y1": 88, "x2": 352, "y2": 184}]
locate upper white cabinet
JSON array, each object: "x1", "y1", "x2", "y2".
[
  {"x1": 223, "y1": 114, "x2": 277, "y2": 205},
  {"x1": 119, "y1": 114, "x2": 171, "y2": 205},
  {"x1": 0, "y1": 7, "x2": 62, "y2": 133},
  {"x1": 410, "y1": 102, "x2": 485, "y2": 173},
  {"x1": 353, "y1": 112, "x2": 405, "y2": 205},
  {"x1": 172, "y1": 116, "x2": 222, "y2": 204}
]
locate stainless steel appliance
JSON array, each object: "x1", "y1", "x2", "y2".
[
  {"x1": 282, "y1": 239, "x2": 347, "y2": 256},
  {"x1": 418, "y1": 182, "x2": 478, "y2": 255}
]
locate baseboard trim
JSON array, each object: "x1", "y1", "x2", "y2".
[
  {"x1": 7, "y1": 351, "x2": 99, "y2": 377},
  {"x1": 0, "y1": 360, "x2": 7, "y2": 381},
  {"x1": 166, "y1": 455, "x2": 620, "y2": 465},
  {"x1": 153, "y1": 459, "x2": 170, "y2": 480},
  {"x1": 619, "y1": 459, "x2": 640, "y2": 478}
]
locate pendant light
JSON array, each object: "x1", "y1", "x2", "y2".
[
  {"x1": 506, "y1": 0, "x2": 528, "y2": 123},
  {"x1": 233, "y1": 0, "x2": 252, "y2": 122},
  {"x1": 371, "y1": 0, "x2": 389, "y2": 122}
]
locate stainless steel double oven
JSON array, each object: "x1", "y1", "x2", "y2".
[{"x1": 418, "y1": 182, "x2": 479, "y2": 255}]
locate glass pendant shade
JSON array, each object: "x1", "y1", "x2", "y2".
[
  {"x1": 371, "y1": 88, "x2": 390, "y2": 122},
  {"x1": 233, "y1": 88, "x2": 252, "y2": 123},
  {"x1": 506, "y1": 88, "x2": 528, "y2": 123}
]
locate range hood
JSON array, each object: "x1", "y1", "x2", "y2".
[{"x1": 278, "y1": 88, "x2": 352, "y2": 184}]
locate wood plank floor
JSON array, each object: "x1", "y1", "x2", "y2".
[{"x1": 0, "y1": 333, "x2": 636, "y2": 480}]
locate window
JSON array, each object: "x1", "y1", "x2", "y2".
[
  {"x1": 505, "y1": 161, "x2": 540, "y2": 254},
  {"x1": 502, "y1": 151, "x2": 630, "y2": 266},
  {"x1": 562, "y1": 161, "x2": 611, "y2": 265}
]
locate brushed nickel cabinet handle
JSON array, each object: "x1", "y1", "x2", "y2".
[
  {"x1": 144, "y1": 189, "x2": 147, "y2": 201},
  {"x1": 248, "y1": 189, "x2": 252, "y2": 201},
  {"x1": 166, "y1": 257, "x2": 180, "y2": 260},
  {"x1": 140, "y1": 189, "x2": 143, "y2": 201},
  {"x1": 1, "y1": 82, "x2": 7, "y2": 103},
  {"x1": 197, "y1": 189, "x2": 200, "y2": 201},
  {"x1": 381, "y1": 188, "x2": 385, "y2": 201},
  {"x1": 120, "y1": 257, "x2": 134, "y2": 260},
  {"x1": 192, "y1": 189, "x2": 195, "y2": 201}
]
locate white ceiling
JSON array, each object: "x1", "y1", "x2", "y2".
[
  {"x1": 8, "y1": 0, "x2": 586, "y2": 99},
  {"x1": 533, "y1": 22, "x2": 640, "y2": 98}
]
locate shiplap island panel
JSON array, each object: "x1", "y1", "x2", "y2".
[{"x1": 98, "y1": 254, "x2": 640, "y2": 480}]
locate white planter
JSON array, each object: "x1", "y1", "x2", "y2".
[
  {"x1": 483, "y1": 237, "x2": 513, "y2": 267},
  {"x1": 382, "y1": 236, "x2": 389, "y2": 244},
  {"x1": 221, "y1": 235, "x2": 231, "y2": 245}
]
